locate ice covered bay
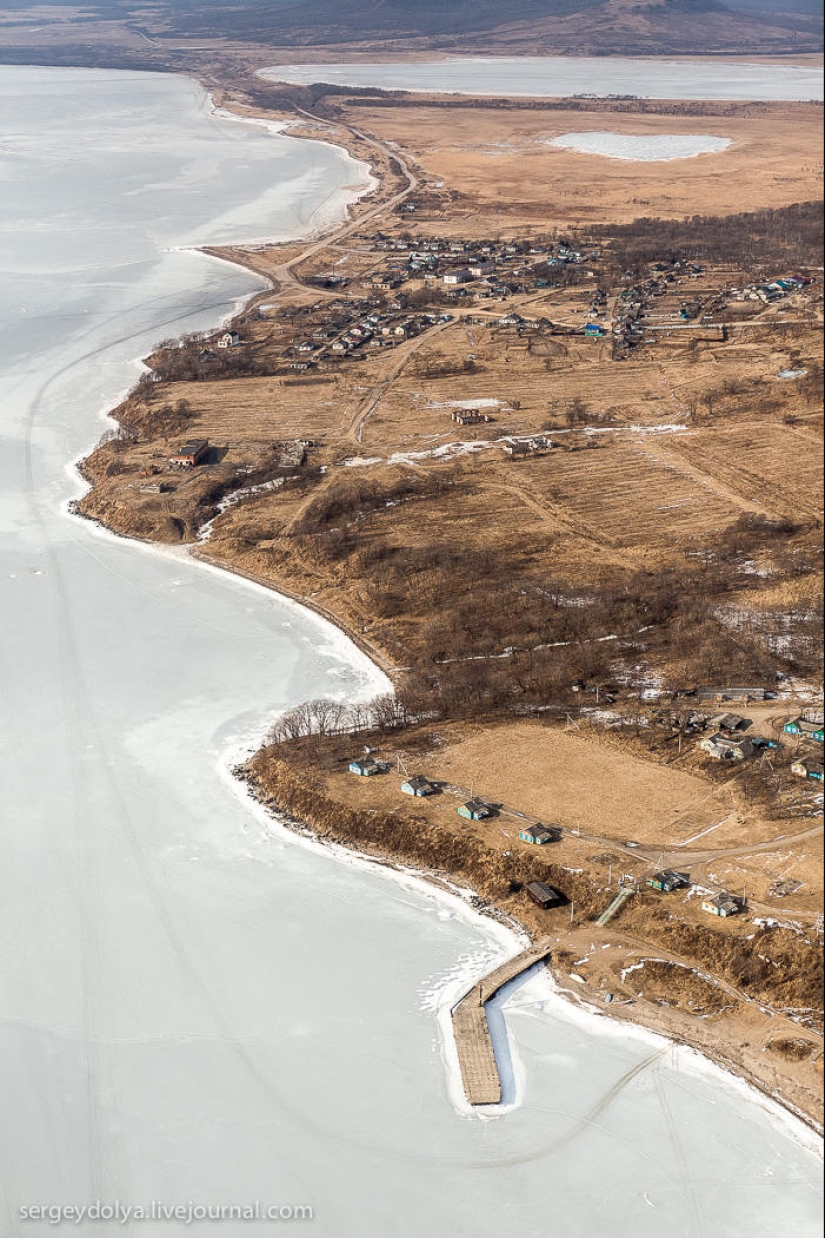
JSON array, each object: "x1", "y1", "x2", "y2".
[
  {"x1": 261, "y1": 56, "x2": 825, "y2": 102},
  {"x1": 0, "y1": 64, "x2": 821, "y2": 1237}
]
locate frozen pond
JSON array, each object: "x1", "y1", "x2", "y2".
[
  {"x1": 0, "y1": 64, "x2": 822, "y2": 1238},
  {"x1": 547, "y1": 131, "x2": 732, "y2": 160},
  {"x1": 261, "y1": 56, "x2": 824, "y2": 101}
]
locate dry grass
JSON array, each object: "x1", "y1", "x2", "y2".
[{"x1": 338, "y1": 100, "x2": 824, "y2": 229}]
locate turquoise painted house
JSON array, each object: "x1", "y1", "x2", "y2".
[
  {"x1": 519, "y1": 825, "x2": 555, "y2": 846},
  {"x1": 401, "y1": 776, "x2": 433, "y2": 797},
  {"x1": 457, "y1": 799, "x2": 490, "y2": 821},
  {"x1": 349, "y1": 758, "x2": 381, "y2": 777},
  {"x1": 784, "y1": 717, "x2": 824, "y2": 742}
]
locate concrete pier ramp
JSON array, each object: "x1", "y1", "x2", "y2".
[{"x1": 451, "y1": 940, "x2": 552, "y2": 1106}]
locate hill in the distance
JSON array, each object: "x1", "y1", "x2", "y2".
[
  {"x1": 0, "y1": 0, "x2": 821, "y2": 56},
  {"x1": 155, "y1": 0, "x2": 823, "y2": 52}
]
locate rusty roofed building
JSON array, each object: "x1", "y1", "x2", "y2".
[{"x1": 169, "y1": 439, "x2": 209, "y2": 468}]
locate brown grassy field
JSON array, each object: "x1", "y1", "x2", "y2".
[{"x1": 336, "y1": 99, "x2": 823, "y2": 229}]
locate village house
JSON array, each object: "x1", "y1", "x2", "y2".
[
  {"x1": 701, "y1": 893, "x2": 745, "y2": 918},
  {"x1": 646, "y1": 870, "x2": 690, "y2": 893},
  {"x1": 784, "y1": 717, "x2": 824, "y2": 743},
  {"x1": 526, "y1": 881, "x2": 564, "y2": 910},
  {"x1": 468, "y1": 261, "x2": 495, "y2": 277},
  {"x1": 457, "y1": 798, "x2": 491, "y2": 821},
  {"x1": 400, "y1": 775, "x2": 434, "y2": 797},
  {"x1": 168, "y1": 439, "x2": 209, "y2": 469},
  {"x1": 791, "y1": 758, "x2": 824, "y2": 782},
  {"x1": 348, "y1": 758, "x2": 382, "y2": 777},
  {"x1": 443, "y1": 269, "x2": 474, "y2": 286},
  {"x1": 699, "y1": 733, "x2": 755, "y2": 761},
  {"x1": 519, "y1": 825, "x2": 558, "y2": 846},
  {"x1": 217, "y1": 331, "x2": 240, "y2": 348}
]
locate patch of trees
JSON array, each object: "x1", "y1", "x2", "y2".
[
  {"x1": 601, "y1": 201, "x2": 824, "y2": 278},
  {"x1": 292, "y1": 472, "x2": 458, "y2": 536},
  {"x1": 274, "y1": 471, "x2": 823, "y2": 717},
  {"x1": 150, "y1": 338, "x2": 281, "y2": 383},
  {"x1": 267, "y1": 694, "x2": 410, "y2": 744},
  {"x1": 342, "y1": 96, "x2": 800, "y2": 120},
  {"x1": 410, "y1": 352, "x2": 478, "y2": 378}
]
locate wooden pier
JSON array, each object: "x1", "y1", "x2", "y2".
[{"x1": 451, "y1": 939, "x2": 553, "y2": 1106}]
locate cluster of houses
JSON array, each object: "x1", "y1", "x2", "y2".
[
  {"x1": 359, "y1": 232, "x2": 590, "y2": 303},
  {"x1": 644, "y1": 870, "x2": 747, "y2": 919},
  {"x1": 730, "y1": 274, "x2": 811, "y2": 303},
  {"x1": 290, "y1": 310, "x2": 451, "y2": 366},
  {"x1": 348, "y1": 756, "x2": 563, "y2": 837},
  {"x1": 348, "y1": 755, "x2": 769, "y2": 921},
  {"x1": 692, "y1": 707, "x2": 824, "y2": 782}
]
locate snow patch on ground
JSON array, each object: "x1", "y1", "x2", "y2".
[
  {"x1": 548, "y1": 131, "x2": 731, "y2": 161},
  {"x1": 423, "y1": 398, "x2": 504, "y2": 409}
]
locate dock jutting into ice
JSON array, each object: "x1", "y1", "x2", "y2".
[{"x1": 452, "y1": 940, "x2": 553, "y2": 1105}]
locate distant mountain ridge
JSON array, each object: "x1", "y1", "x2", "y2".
[
  {"x1": 0, "y1": 0, "x2": 821, "y2": 54},
  {"x1": 157, "y1": 0, "x2": 823, "y2": 52}
]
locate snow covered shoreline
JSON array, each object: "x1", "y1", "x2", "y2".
[
  {"x1": 67, "y1": 77, "x2": 824, "y2": 1144},
  {"x1": 7, "y1": 69, "x2": 815, "y2": 1233}
]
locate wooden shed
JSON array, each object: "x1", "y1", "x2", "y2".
[{"x1": 526, "y1": 881, "x2": 564, "y2": 910}]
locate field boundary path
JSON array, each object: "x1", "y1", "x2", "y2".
[{"x1": 452, "y1": 939, "x2": 553, "y2": 1105}]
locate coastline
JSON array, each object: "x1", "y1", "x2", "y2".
[
  {"x1": 69, "y1": 77, "x2": 824, "y2": 1138},
  {"x1": 235, "y1": 747, "x2": 825, "y2": 1135}
]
